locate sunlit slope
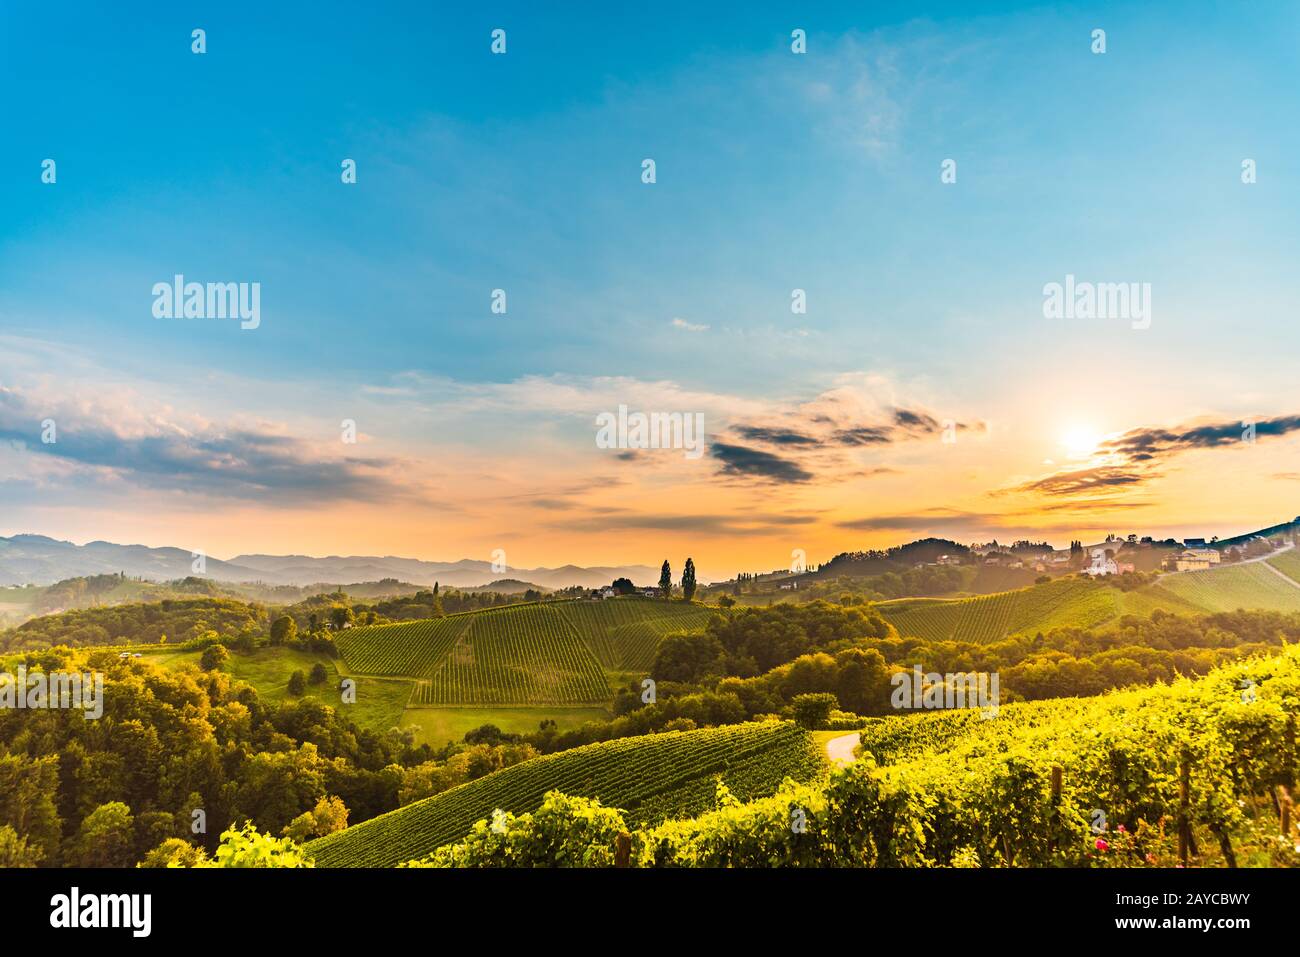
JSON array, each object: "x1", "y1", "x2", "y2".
[
  {"x1": 876, "y1": 578, "x2": 1118, "y2": 643},
  {"x1": 1155, "y1": 563, "x2": 1300, "y2": 613},
  {"x1": 335, "y1": 598, "x2": 712, "y2": 705},
  {"x1": 307, "y1": 721, "x2": 824, "y2": 867}
]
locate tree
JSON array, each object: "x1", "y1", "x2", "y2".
[
  {"x1": 0, "y1": 825, "x2": 43, "y2": 867},
  {"x1": 330, "y1": 605, "x2": 355, "y2": 631},
  {"x1": 612, "y1": 577, "x2": 635, "y2": 595},
  {"x1": 651, "y1": 632, "x2": 724, "y2": 684},
  {"x1": 718, "y1": 594, "x2": 736, "y2": 608},
  {"x1": 790, "y1": 692, "x2": 837, "y2": 729},
  {"x1": 659, "y1": 560, "x2": 672, "y2": 598},
  {"x1": 270, "y1": 615, "x2": 297, "y2": 646},
  {"x1": 309, "y1": 662, "x2": 329, "y2": 685},
  {"x1": 69, "y1": 802, "x2": 135, "y2": 867},
  {"x1": 681, "y1": 558, "x2": 697, "y2": 601},
  {"x1": 282, "y1": 795, "x2": 349, "y2": 842},
  {"x1": 199, "y1": 643, "x2": 229, "y2": 671},
  {"x1": 287, "y1": 670, "x2": 307, "y2": 696}
]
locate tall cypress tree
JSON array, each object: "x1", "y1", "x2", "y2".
[
  {"x1": 658, "y1": 560, "x2": 672, "y2": 598},
  {"x1": 682, "y1": 558, "x2": 696, "y2": 601}
]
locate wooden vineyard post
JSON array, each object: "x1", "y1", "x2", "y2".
[
  {"x1": 1279, "y1": 786, "x2": 1293, "y2": 843},
  {"x1": 1178, "y1": 748, "x2": 1191, "y2": 866},
  {"x1": 615, "y1": 831, "x2": 632, "y2": 868}
]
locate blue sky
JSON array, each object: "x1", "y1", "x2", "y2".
[{"x1": 2, "y1": 1, "x2": 1300, "y2": 573}]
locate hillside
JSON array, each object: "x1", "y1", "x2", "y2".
[
  {"x1": 877, "y1": 577, "x2": 1118, "y2": 643},
  {"x1": 336, "y1": 597, "x2": 712, "y2": 706},
  {"x1": 306, "y1": 721, "x2": 824, "y2": 867},
  {"x1": 878, "y1": 559, "x2": 1300, "y2": 643}
]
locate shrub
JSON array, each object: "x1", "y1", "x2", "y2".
[{"x1": 199, "y1": 643, "x2": 229, "y2": 671}]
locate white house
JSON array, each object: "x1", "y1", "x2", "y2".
[{"x1": 1083, "y1": 548, "x2": 1119, "y2": 576}]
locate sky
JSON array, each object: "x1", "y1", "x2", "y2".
[{"x1": 2, "y1": 1, "x2": 1300, "y2": 581}]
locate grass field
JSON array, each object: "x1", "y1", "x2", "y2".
[
  {"x1": 306, "y1": 721, "x2": 825, "y2": 867},
  {"x1": 396, "y1": 706, "x2": 610, "y2": 744},
  {"x1": 136, "y1": 646, "x2": 413, "y2": 733}
]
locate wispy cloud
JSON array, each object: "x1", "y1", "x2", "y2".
[{"x1": 0, "y1": 384, "x2": 418, "y2": 503}]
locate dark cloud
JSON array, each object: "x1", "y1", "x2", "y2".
[
  {"x1": 710, "y1": 442, "x2": 814, "y2": 484},
  {"x1": 1103, "y1": 415, "x2": 1300, "y2": 461},
  {"x1": 831, "y1": 426, "x2": 894, "y2": 446},
  {"x1": 1015, "y1": 466, "x2": 1148, "y2": 498},
  {"x1": 892, "y1": 408, "x2": 941, "y2": 433},
  {"x1": 734, "y1": 426, "x2": 820, "y2": 447},
  {"x1": 1014, "y1": 412, "x2": 1300, "y2": 503}
]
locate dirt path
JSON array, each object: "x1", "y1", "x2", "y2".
[
  {"x1": 825, "y1": 732, "x2": 861, "y2": 768},
  {"x1": 1256, "y1": 552, "x2": 1300, "y2": 589}
]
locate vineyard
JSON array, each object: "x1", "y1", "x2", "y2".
[
  {"x1": 1155, "y1": 562, "x2": 1300, "y2": 614},
  {"x1": 878, "y1": 577, "x2": 1118, "y2": 644},
  {"x1": 415, "y1": 645, "x2": 1300, "y2": 868},
  {"x1": 418, "y1": 604, "x2": 609, "y2": 705},
  {"x1": 306, "y1": 721, "x2": 825, "y2": 867},
  {"x1": 1267, "y1": 548, "x2": 1300, "y2": 585},
  {"x1": 334, "y1": 597, "x2": 712, "y2": 706},
  {"x1": 334, "y1": 613, "x2": 472, "y2": 676},
  {"x1": 879, "y1": 562, "x2": 1300, "y2": 644},
  {"x1": 556, "y1": 600, "x2": 714, "y2": 671}
]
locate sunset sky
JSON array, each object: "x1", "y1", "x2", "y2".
[{"x1": 3, "y1": 1, "x2": 1300, "y2": 581}]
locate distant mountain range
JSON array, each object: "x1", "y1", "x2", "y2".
[{"x1": 0, "y1": 535, "x2": 659, "y2": 590}]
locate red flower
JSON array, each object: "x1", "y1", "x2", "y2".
[{"x1": 1095, "y1": 838, "x2": 1109, "y2": 851}]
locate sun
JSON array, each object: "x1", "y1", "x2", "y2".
[{"x1": 1061, "y1": 425, "x2": 1102, "y2": 460}]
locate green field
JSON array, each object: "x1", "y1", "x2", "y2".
[
  {"x1": 306, "y1": 721, "x2": 825, "y2": 867},
  {"x1": 336, "y1": 598, "x2": 711, "y2": 706},
  {"x1": 396, "y1": 706, "x2": 610, "y2": 744}
]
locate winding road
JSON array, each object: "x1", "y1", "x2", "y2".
[{"x1": 825, "y1": 732, "x2": 861, "y2": 768}]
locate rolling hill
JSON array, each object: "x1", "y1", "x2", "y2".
[
  {"x1": 335, "y1": 597, "x2": 713, "y2": 706},
  {"x1": 878, "y1": 557, "x2": 1300, "y2": 643},
  {"x1": 306, "y1": 720, "x2": 824, "y2": 867}
]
